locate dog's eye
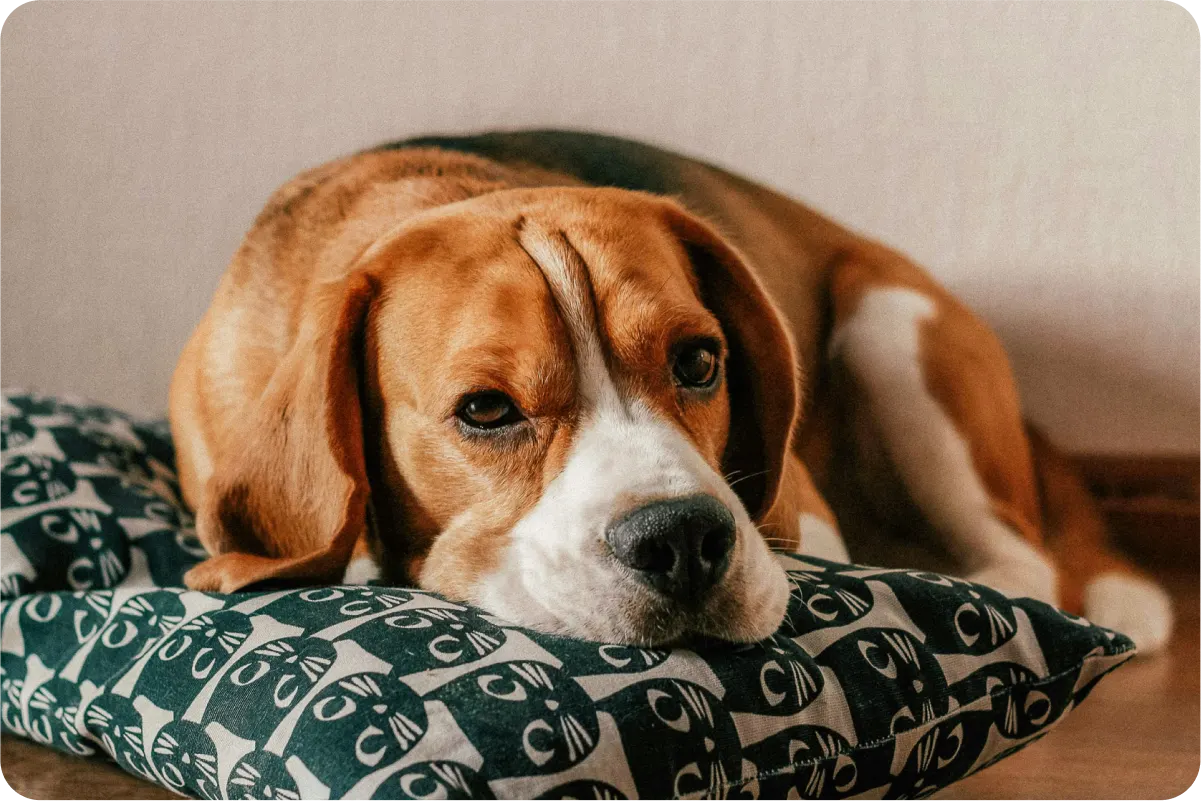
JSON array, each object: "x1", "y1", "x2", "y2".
[
  {"x1": 457, "y1": 392, "x2": 525, "y2": 430},
  {"x1": 673, "y1": 343, "x2": 720, "y2": 389}
]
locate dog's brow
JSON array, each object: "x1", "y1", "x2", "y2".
[{"x1": 515, "y1": 220, "x2": 615, "y2": 407}]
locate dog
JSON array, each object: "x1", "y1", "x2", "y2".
[{"x1": 170, "y1": 130, "x2": 1172, "y2": 650}]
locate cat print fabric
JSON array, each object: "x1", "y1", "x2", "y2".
[{"x1": 0, "y1": 391, "x2": 1134, "y2": 799}]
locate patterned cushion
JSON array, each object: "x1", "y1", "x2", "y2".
[{"x1": 0, "y1": 390, "x2": 1134, "y2": 799}]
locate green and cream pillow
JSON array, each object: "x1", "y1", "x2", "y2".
[{"x1": 0, "y1": 391, "x2": 1133, "y2": 798}]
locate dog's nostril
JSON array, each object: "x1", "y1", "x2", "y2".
[
  {"x1": 631, "y1": 539, "x2": 676, "y2": 574},
  {"x1": 605, "y1": 493, "x2": 736, "y2": 603},
  {"x1": 700, "y1": 525, "x2": 734, "y2": 564}
]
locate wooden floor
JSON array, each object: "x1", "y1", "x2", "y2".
[{"x1": 2, "y1": 568, "x2": 1197, "y2": 799}]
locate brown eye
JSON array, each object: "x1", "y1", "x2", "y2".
[
  {"x1": 456, "y1": 391, "x2": 525, "y2": 430},
  {"x1": 673, "y1": 343, "x2": 719, "y2": 389}
]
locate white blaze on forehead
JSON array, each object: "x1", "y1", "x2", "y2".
[
  {"x1": 513, "y1": 219, "x2": 730, "y2": 511},
  {"x1": 516, "y1": 220, "x2": 620, "y2": 409}
]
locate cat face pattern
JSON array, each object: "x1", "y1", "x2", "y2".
[{"x1": 0, "y1": 391, "x2": 1136, "y2": 799}]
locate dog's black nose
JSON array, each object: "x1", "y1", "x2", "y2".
[{"x1": 605, "y1": 494, "x2": 736, "y2": 603}]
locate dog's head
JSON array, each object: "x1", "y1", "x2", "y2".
[{"x1": 201, "y1": 188, "x2": 799, "y2": 644}]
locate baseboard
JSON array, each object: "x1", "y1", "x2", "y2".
[{"x1": 1071, "y1": 453, "x2": 1200, "y2": 565}]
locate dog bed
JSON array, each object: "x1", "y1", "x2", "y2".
[{"x1": 0, "y1": 390, "x2": 1134, "y2": 799}]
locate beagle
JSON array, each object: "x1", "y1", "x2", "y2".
[{"x1": 170, "y1": 130, "x2": 1172, "y2": 651}]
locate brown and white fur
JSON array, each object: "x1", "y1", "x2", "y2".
[{"x1": 170, "y1": 130, "x2": 1172, "y2": 651}]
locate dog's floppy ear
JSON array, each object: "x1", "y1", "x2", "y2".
[
  {"x1": 663, "y1": 203, "x2": 800, "y2": 521},
  {"x1": 184, "y1": 273, "x2": 376, "y2": 593}
]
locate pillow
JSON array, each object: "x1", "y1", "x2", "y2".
[{"x1": 0, "y1": 390, "x2": 1135, "y2": 799}]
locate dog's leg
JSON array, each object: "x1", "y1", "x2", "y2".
[
  {"x1": 762, "y1": 451, "x2": 850, "y2": 562},
  {"x1": 827, "y1": 247, "x2": 1057, "y2": 605},
  {"x1": 1028, "y1": 425, "x2": 1173, "y2": 653}
]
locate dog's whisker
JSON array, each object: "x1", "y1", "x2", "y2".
[
  {"x1": 727, "y1": 469, "x2": 770, "y2": 489},
  {"x1": 760, "y1": 535, "x2": 800, "y2": 551}
]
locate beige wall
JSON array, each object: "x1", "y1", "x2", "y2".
[{"x1": 2, "y1": 1, "x2": 1197, "y2": 453}]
